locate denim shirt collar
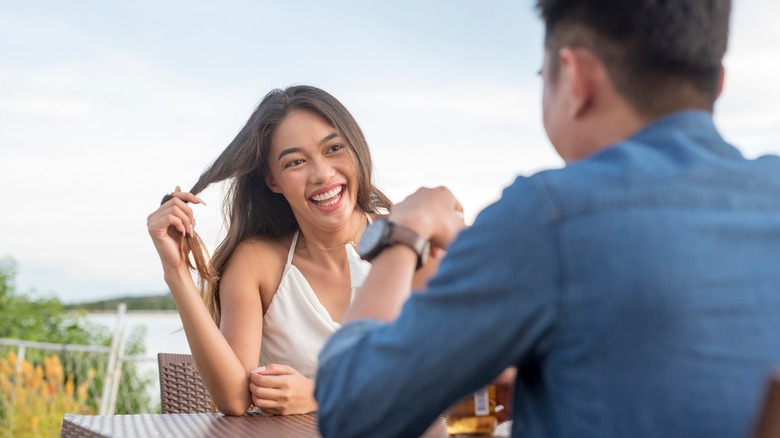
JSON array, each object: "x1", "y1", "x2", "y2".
[{"x1": 627, "y1": 110, "x2": 743, "y2": 159}]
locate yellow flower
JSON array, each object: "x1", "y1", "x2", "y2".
[
  {"x1": 1, "y1": 375, "x2": 11, "y2": 393},
  {"x1": 1, "y1": 353, "x2": 99, "y2": 435},
  {"x1": 21, "y1": 360, "x2": 34, "y2": 387},
  {"x1": 65, "y1": 380, "x2": 74, "y2": 396},
  {"x1": 77, "y1": 383, "x2": 89, "y2": 403}
]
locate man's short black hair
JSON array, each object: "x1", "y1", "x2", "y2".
[{"x1": 536, "y1": 0, "x2": 731, "y2": 115}]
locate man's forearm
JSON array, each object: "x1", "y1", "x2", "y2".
[{"x1": 344, "y1": 244, "x2": 418, "y2": 323}]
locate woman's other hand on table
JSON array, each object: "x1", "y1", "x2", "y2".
[{"x1": 248, "y1": 364, "x2": 318, "y2": 415}]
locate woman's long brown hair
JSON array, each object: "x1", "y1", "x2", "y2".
[{"x1": 177, "y1": 85, "x2": 391, "y2": 327}]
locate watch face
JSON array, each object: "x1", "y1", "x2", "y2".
[{"x1": 357, "y1": 219, "x2": 388, "y2": 258}]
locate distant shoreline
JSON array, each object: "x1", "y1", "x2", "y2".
[
  {"x1": 64, "y1": 293, "x2": 176, "y2": 312},
  {"x1": 77, "y1": 309, "x2": 179, "y2": 314}
]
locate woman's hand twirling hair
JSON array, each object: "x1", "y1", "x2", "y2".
[{"x1": 174, "y1": 85, "x2": 392, "y2": 327}]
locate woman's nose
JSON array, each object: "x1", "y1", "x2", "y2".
[{"x1": 309, "y1": 158, "x2": 336, "y2": 183}]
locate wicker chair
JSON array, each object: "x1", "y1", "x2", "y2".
[
  {"x1": 157, "y1": 353, "x2": 216, "y2": 414},
  {"x1": 754, "y1": 370, "x2": 780, "y2": 438}
]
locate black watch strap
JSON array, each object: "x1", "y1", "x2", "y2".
[
  {"x1": 359, "y1": 220, "x2": 430, "y2": 269},
  {"x1": 387, "y1": 223, "x2": 430, "y2": 270}
]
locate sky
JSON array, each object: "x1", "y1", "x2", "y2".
[{"x1": 1, "y1": 1, "x2": 779, "y2": 304}]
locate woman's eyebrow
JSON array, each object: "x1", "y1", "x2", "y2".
[
  {"x1": 278, "y1": 147, "x2": 303, "y2": 161},
  {"x1": 277, "y1": 133, "x2": 340, "y2": 161},
  {"x1": 319, "y1": 133, "x2": 338, "y2": 144}
]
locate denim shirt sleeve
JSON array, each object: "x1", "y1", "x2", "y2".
[
  {"x1": 317, "y1": 318, "x2": 385, "y2": 369},
  {"x1": 315, "y1": 176, "x2": 559, "y2": 438}
]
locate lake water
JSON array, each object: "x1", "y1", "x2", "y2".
[
  {"x1": 86, "y1": 311, "x2": 191, "y2": 358},
  {"x1": 86, "y1": 311, "x2": 191, "y2": 409}
]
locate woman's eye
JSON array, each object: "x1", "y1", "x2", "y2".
[
  {"x1": 284, "y1": 159, "x2": 304, "y2": 168},
  {"x1": 328, "y1": 144, "x2": 345, "y2": 153}
]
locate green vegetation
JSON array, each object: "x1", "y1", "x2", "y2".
[
  {"x1": 0, "y1": 257, "x2": 154, "y2": 436},
  {"x1": 64, "y1": 294, "x2": 176, "y2": 312},
  {"x1": 0, "y1": 258, "x2": 96, "y2": 345}
]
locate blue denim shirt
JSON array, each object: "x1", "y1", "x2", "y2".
[{"x1": 315, "y1": 111, "x2": 780, "y2": 438}]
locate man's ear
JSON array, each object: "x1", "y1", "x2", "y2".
[
  {"x1": 559, "y1": 47, "x2": 596, "y2": 119},
  {"x1": 266, "y1": 175, "x2": 281, "y2": 193},
  {"x1": 716, "y1": 64, "x2": 726, "y2": 99}
]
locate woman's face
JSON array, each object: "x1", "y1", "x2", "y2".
[{"x1": 267, "y1": 109, "x2": 360, "y2": 231}]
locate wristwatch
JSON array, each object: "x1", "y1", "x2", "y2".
[{"x1": 358, "y1": 219, "x2": 430, "y2": 270}]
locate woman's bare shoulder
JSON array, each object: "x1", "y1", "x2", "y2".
[
  {"x1": 221, "y1": 235, "x2": 294, "y2": 296},
  {"x1": 237, "y1": 234, "x2": 291, "y2": 255},
  {"x1": 225, "y1": 235, "x2": 294, "y2": 311},
  {"x1": 228, "y1": 235, "x2": 292, "y2": 271}
]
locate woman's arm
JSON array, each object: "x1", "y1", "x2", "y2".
[
  {"x1": 148, "y1": 191, "x2": 265, "y2": 415},
  {"x1": 190, "y1": 242, "x2": 267, "y2": 415},
  {"x1": 163, "y1": 265, "x2": 261, "y2": 415}
]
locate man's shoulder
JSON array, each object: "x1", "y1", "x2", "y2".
[
  {"x1": 528, "y1": 136, "x2": 780, "y2": 222},
  {"x1": 484, "y1": 158, "x2": 626, "y2": 225},
  {"x1": 516, "y1": 153, "x2": 633, "y2": 219}
]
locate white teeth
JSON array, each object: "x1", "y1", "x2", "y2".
[
  {"x1": 310, "y1": 186, "x2": 343, "y2": 202},
  {"x1": 319, "y1": 196, "x2": 339, "y2": 207}
]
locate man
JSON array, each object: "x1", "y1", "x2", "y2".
[{"x1": 315, "y1": 1, "x2": 780, "y2": 437}]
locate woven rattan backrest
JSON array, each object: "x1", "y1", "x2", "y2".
[
  {"x1": 158, "y1": 353, "x2": 216, "y2": 414},
  {"x1": 755, "y1": 370, "x2": 780, "y2": 438}
]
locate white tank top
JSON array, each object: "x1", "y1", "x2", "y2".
[{"x1": 259, "y1": 228, "x2": 372, "y2": 378}]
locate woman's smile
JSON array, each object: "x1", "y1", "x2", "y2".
[{"x1": 309, "y1": 184, "x2": 346, "y2": 211}]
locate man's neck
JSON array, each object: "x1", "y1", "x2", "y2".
[{"x1": 569, "y1": 102, "x2": 650, "y2": 162}]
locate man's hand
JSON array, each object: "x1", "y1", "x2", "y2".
[{"x1": 389, "y1": 186, "x2": 465, "y2": 249}]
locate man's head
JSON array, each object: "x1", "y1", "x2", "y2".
[{"x1": 535, "y1": 0, "x2": 731, "y2": 161}]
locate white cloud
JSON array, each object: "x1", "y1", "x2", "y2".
[{"x1": 0, "y1": 95, "x2": 92, "y2": 118}]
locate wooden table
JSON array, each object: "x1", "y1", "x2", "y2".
[{"x1": 61, "y1": 412, "x2": 512, "y2": 437}]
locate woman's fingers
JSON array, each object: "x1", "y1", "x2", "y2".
[
  {"x1": 147, "y1": 187, "x2": 207, "y2": 270},
  {"x1": 150, "y1": 207, "x2": 188, "y2": 237},
  {"x1": 163, "y1": 191, "x2": 206, "y2": 205},
  {"x1": 250, "y1": 381, "x2": 283, "y2": 400},
  {"x1": 251, "y1": 396, "x2": 284, "y2": 413},
  {"x1": 252, "y1": 399, "x2": 282, "y2": 412},
  {"x1": 249, "y1": 380, "x2": 288, "y2": 413},
  {"x1": 251, "y1": 373, "x2": 291, "y2": 390},
  {"x1": 169, "y1": 201, "x2": 195, "y2": 237},
  {"x1": 150, "y1": 199, "x2": 197, "y2": 238},
  {"x1": 162, "y1": 187, "x2": 207, "y2": 206},
  {"x1": 163, "y1": 214, "x2": 187, "y2": 237},
  {"x1": 151, "y1": 187, "x2": 205, "y2": 240}
]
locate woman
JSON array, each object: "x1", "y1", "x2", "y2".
[{"x1": 147, "y1": 85, "x2": 402, "y2": 416}]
